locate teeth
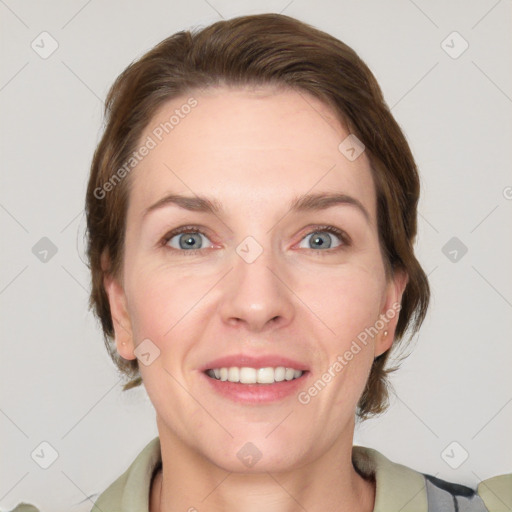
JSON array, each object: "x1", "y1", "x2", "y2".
[
  {"x1": 285, "y1": 368, "x2": 296, "y2": 381},
  {"x1": 274, "y1": 366, "x2": 286, "y2": 382},
  {"x1": 228, "y1": 367, "x2": 239, "y2": 382},
  {"x1": 206, "y1": 366, "x2": 304, "y2": 384}
]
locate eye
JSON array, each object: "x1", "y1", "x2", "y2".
[
  {"x1": 162, "y1": 226, "x2": 214, "y2": 254},
  {"x1": 297, "y1": 226, "x2": 348, "y2": 252},
  {"x1": 159, "y1": 224, "x2": 350, "y2": 256}
]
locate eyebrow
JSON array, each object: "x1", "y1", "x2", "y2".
[{"x1": 142, "y1": 192, "x2": 370, "y2": 223}]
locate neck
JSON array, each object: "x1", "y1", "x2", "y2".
[{"x1": 150, "y1": 421, "x2": 375, "y2": 512}]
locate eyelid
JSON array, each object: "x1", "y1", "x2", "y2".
[
  {"x1": 159, "y1": 225, "x2": 216, "y2": 252},
  {"x1": 296, "y1": 225, "x2": 351, "y2": 249}
]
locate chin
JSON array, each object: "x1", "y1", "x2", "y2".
[{"x1": 197, "y1": 433, "x2": 314, "y2": 474}]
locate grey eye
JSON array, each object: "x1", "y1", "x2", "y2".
[
  {"x1": 298, "y1": 231, "x2": 342, "y2": 250},
  {"x1": 167, "y1": 232, "x2": 212, "y2": 250}
]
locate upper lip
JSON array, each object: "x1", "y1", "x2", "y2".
[{"x1": 200, "y1": 354, "x2": 309, "y2": 372}]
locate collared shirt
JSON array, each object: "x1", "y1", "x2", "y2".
[
  {"x1": 88, "y1": 437, "x2": 509, "y2": 512},
  {"x1": 9, "y1": 437, "x2": 511, "y2": 512}
]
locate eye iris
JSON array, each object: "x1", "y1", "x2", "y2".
[
  {"x1": 179, "y1": 233, "x2": 202, "y2": 249},
  {"x1": 310, "y1": 232, "x2": 332, "y2": 249}
]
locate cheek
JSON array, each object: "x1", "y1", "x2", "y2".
[
  {"x1": 299, "y1": 265, "x2": 384, "y2": 393},
  {"x1": 125, "y1": 260, "x2": 209, "y2": 340},
  {"x1": 301, "y1": 263, "x2": 385, "y2": 339}
]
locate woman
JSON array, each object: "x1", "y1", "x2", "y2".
[{"x1": 81, "y1": 13, "x2": 506, "y2": 512}]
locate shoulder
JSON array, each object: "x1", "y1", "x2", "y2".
[
  {"x1": 353, "y1": 445, "x2": 511, "y2": 512},
  {"x1": 90, "y1": 436, "x2": 162, "y2": 512},
  {"x1": 477, "y1": 473, "x2": 512, "y2": 512}
]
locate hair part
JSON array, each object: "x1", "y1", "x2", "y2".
[{"x1": 85, "y1": 13, "x2": 430, "y2": 419}]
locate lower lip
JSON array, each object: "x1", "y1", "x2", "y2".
[{"x1": 200, "y1": 371, "x2": 310, "y2": 404}]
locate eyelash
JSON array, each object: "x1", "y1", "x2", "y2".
[{"x1": 158, "y1": 224, "x2": 351, "y2": 256}]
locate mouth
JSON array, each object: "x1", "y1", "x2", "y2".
[
  {"x1": 201, "y1": 365, "x2": 310, "y2": 404},
  {"x1": 204, "y1": 366, "x2": 306, "y2": 384},
  {"x1": 199, "y1": 354, "x2": 310, "y2": 403}
]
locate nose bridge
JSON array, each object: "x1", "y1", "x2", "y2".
[{"x1": 219, "y1": 232, "x2": 295, "y2": 330}]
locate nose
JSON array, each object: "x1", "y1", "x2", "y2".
[{"x1": 218, "y1": 241, "x2": 296, "y2": 332}]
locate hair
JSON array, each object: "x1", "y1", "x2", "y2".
[{"x1": 85, "y1": 13, "x2": 430, "y2": 419}]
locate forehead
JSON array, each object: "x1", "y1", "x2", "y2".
[{"x1": 127, "y1": 86, "x2": 376, "y2": 223}]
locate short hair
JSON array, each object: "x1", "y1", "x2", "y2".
[{"x1": 85, "y1": 13, "x2": 430, "y2": 419}]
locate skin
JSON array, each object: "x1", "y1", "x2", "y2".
[{"x1": 104, "y1": 85, "x2": 408, "y2": 512}]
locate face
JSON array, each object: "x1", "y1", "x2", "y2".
[{"x1": 105, "y1": 85, "x2": 407, "y2": 472}]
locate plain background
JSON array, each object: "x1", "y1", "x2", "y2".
[{"x1": 1, "y1": 0, "x2": 511, "y2": 510}]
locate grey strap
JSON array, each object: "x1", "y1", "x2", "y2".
[{"x1": 424, "y1": 474, "x2": 490, "y2": 512}]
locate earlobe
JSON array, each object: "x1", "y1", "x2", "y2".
[
  {"x1": 103, "y1": 269, "x2": 136, "y2": 361},
  {"x1": 374, "y1": 268, "x2": 408, "y2": 358}
]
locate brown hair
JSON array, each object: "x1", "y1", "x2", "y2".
[{"x1": 85, "y1": 13, "x2": 430, "y2": 419}]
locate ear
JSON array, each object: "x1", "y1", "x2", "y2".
[
  {"x1": 101, "y1": 252, "x2": 136, "y2": 361},
  {"x1": 374, "y1": 268, "x2": 408, "y2": 358}
]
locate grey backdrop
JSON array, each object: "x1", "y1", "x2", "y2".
[{"x1": 1, "y1": 0, "x2": 511, "y2": 510}]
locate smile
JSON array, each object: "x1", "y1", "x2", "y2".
[{"x1": 205, "y1": 366, "x2": 304, "y2": 384}]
